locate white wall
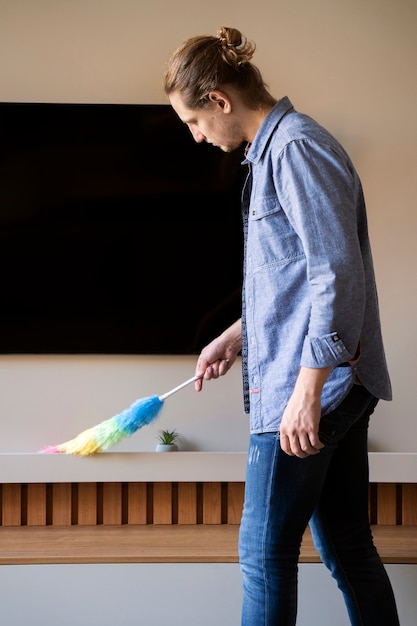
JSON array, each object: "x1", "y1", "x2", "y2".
[
  {"x1": 0, "y1": 562, "x2": 416, "y2": 626},
  {"x1": 0, "y1": 354, "x2": 248, "y2": 453},
  {"x1": 0, "y1": 0, "x2": 416, "y2": 452}
]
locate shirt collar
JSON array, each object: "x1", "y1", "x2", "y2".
[{"x1": 243, "y1": 96, "x2": 294, "y2": 165}]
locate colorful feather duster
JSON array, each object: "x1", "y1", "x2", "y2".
[{"x1": 40, "y1": 375, "x2": 198, "y2": 456}]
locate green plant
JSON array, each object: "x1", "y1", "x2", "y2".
[{"x1": 157, "y1": 429, "x2": 179, "y2": 445}]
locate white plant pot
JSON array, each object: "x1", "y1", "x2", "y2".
[{"x1": 155, "y1": 443, "x2": 178, "y2": 452}]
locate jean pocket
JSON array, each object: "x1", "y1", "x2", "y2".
[{"x1": 318, "y1": 386, "x2": 378, "y2": 446}]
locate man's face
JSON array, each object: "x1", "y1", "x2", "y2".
[{"x1": 169, "y1": 91, "x2": 244, "y2": 153}]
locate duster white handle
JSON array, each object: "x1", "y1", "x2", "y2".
[
  {"x1": 159, "y1": 359, "x2": 230, "y2": 401},
  {"x1": 159, "y1": 375, "x2": 199, "y2": 401}
]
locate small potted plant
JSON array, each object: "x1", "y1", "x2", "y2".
[{"x1": 156, "y1": 429, "x2": 179, "y2": 452}]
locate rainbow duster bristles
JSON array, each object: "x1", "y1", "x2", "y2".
[
  {"x1": 41, "y1": 395, "x2": 163, "y2": 456},
  {"x1": 40, "y1": 375, "x2": 198, "y2": 456}
]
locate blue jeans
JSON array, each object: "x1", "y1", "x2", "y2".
[{"x1": 239, "y1": 385, "x2": 400, "y2": 625}]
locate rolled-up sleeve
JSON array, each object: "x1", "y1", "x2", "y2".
[
  {"x1": 275, "y1": 138, "x2": 366, "y2": 367},
  {"x1": 301, "y1": 331, "x2": 354, "y2": 368}
]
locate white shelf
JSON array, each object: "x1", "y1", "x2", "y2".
[
  {"x1": 368, "y1": 452, "x2": 417, "y2": 483},
  {"x1": 0, "y1": 451, "x2": 416, "y2": 484},
  {"x1": 0, "y1": 452, "x2": 247, "y2": 483}
]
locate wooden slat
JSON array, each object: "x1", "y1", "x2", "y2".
[
  {"x1": 127, "y1": 483, "x2": 147, "y2": 525},
  {"x1": 2, "y1": 480, "x2": 417, "y2": 532},
  {"x1": 102, "y1": 483, "x2": 122, "y2": 525},
  {"x1": 27, "y1": 484, "x2": 47, "y2": 526},
  {"x1": 178, "y1": 483, "x2": 197, "y2": 525},
  {"x1": 203, "y1": 482, "x2": 222, "y2": 524},
  {"x1": 2, "y1": 484, "x2": 22, "y2": 527},
  {"x1": 402, "y1": 484, "x2": 417, "y2": 526},
  {"x1": 52, "y1": 483, "x2": 72, "y2": 526},
  {"x1": 227, "y1": 483, "x2": 245, "y2": 524},
  {"x1": 377, "y1": 483, "x2": 397, "y2": 525},
  {"x1": 153, "y1": 482, "x2": 172, "y2": 524},
  {"x1": 77, "y1": 482, "x2": 97, "y2": 526}
]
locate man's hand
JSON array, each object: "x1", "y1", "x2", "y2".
[
  {"x1": 194, "y1": 319, "x2": 242, "y2": 391},
  {"x1": 279, "y1": 366, "x2": 331, "y2": 458}
]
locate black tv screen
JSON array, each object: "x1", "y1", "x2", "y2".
[{"x1": 0, "y1": 103, "x2": 244, "y2": 354}]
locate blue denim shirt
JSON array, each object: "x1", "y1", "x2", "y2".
[{"x1": 241, "y1": 97, "x2": 391, "y2": 433}]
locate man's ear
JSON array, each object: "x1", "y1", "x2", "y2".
[{"x1": 208, "y1": 91, "x2": 232, "y2": 113}]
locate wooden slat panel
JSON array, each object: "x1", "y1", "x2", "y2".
[
  {"x1": 102, "y1": 483, "x2": 122, "y2": 525},
  {"x1": 77, "y1": 483, "x2": 97, "y2": 526},
  {"x1": 2, "y1": 484, "x2": 22, "y2": 527},
  {"x1": 203, "y1": 482, "x2": 222, "y2": 525},
  {"x1": 2, "y1": 480, "x2": 416, "y2": 532},
  {"x1": 402, "y1": 484, "x2": 417, "y2": 526},
  {"x1": 153, "y1": 482, "x2": 172, "y2": 525},
  {"x1": 27, "y1": 484, "x2": 47, "y2": 526},
  {"x1": 227, "y1": 483, "x2": 245, "y2": 524},
  {"x1": 178, "y1": 483, "x2": 197, "y2": 525},
  {"x1": 52, "y1": 483, "x2": 72, "y2": 526},
  {"x1": 377, "y1": 483, "x2": 397, "y2": 525},
  {"x1": 127, "y1": 483, "x2": 147, "y2": 525}
]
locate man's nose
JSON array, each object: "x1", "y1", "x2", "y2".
[{"x1": 190, "y1": 126, "x2": 205, "y2": 143}]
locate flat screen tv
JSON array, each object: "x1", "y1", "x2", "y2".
[{"x1": 0, "y1": 103, "x2": 244, "y2": 355}]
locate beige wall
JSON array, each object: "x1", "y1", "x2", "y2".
[{"x1": 0, "y1": 0, "x2": 416, "y2": 452}]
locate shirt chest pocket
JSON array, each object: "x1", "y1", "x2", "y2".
[{"x1": 248, "y1": 196, "x2": 303, "y2": 267}]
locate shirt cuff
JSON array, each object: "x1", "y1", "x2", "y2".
[{"x1": 301, "y1": 332, "x2": 353, "y2": 368}]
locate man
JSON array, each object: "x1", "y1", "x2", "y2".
[{"x1": 164, "y1": 26, "x2": 400, "y2": 626}]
